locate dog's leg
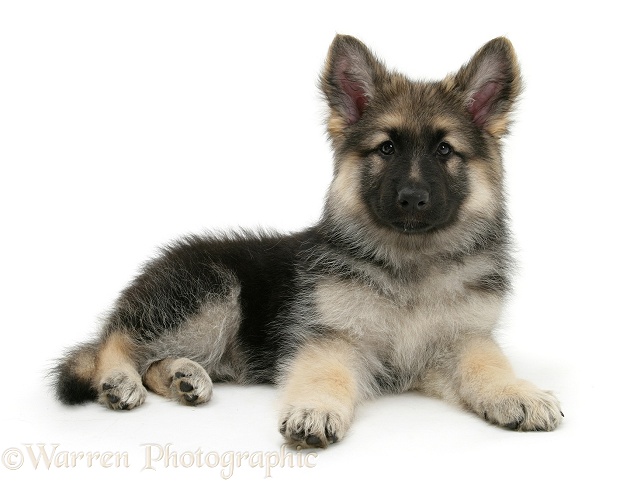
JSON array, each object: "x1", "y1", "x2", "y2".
[
  {"x1": 448, "y1": 336, "x2": 563, "y2": 431},
  {"x1": 278, "y1": 338, "x2": 363, "y2": 448},
  {"x1": 143, "y1": 357, "x2": 213, "y2": 406},
  {"x1": 95, "y1": 332, "x2": 147, "y2": 410}
]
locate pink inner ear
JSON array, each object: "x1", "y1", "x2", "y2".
[
  {"x1": 468, "y1": 81, "x2": 502, "y2": 127},
  {"x1": 338, "y1": 76, "x2": 368, "y2": 124}
]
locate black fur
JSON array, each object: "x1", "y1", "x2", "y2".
[
  {"x1": 112, "y1": 231, "x2": 315, "y2": 381},
  {"x1": 53, "y1": 343, "x2": 99, "y2": 404}
]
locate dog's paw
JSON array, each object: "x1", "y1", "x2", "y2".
[
  {"x1": 168, "y1": 358, "x2": 213, "y2": 406},
  {"x1": 477, "y1": 381, "x2": 563, "y2": 431},
  {"x1": 279, "y1": 407, "x2": 351, "y2": 448},
  {"x1": 99, "y1": 371, "x2": 147, "y2": 410}
]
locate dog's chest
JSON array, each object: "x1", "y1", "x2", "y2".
[{"x1": 314, "y1": 260, "x2": 503, "y2": 365}]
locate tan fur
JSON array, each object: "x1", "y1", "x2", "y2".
[
  {"x1": 452, "y1": 337, "x2": 562, "y2": 431},
  {"x1": 457, "y1": 337, "x2": 516, "y2": 388},
  {"x1": 328, "y1": 153, "x2": 366, "y2": 216},
  {"x1": 485, "y1": 117, "x2": 510, "y2": 138},
  {"x1": 440, "y1": 74, "x2": 456, "y2": 93},
  {"x1": 326, "y1": 113, "x2": 348, "y2": 142},
  {"x1": 279, "y1": 339, "x2": 362, "y2": 448},
  {"x1": 409, "y1": 158, "x2": 422, "y2": 181},
  {"x1": 94, "y1": 332, "x2": 147, "y2": 410},
  {"x1": 142, "y1": 359, "x2": 173, "y2": 398},
  {"x1": 440, "y1": 131, "x2": 473, "y2": 157},
  {"x1": 365, "y1": 131, "x2": 393, "y2": 150},
  {"x1": 95, "y1": 332, "x2": 136, "y2": 380},
  {"x1": 143, "y1": 357, "x2": 213, "y2": 405},
  {"x1": 71, "y1": 347, "x2": 97, "y2": 380},
  {"x1": 444, "y1": 157, "x2": 463, "y2": 176},
  {"x1": 459, "y1": 160, "x2": 500, "y2": 221},
  {"x1": 314, "y1": 265, "x2": 503, "y2": 351},
  {"x1": 376, "y1": 111, "x2": 408, "y2": 132}
]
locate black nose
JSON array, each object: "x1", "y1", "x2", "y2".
[{"x1": 397, "y1": 186, "x2": 430, "y2": 211}]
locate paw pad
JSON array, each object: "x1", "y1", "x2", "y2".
[
  {"x1": 168, "y1": 359, "x2": 213, "y2": 406},
  {"x1": 99, "y1": 372, "x2": 146, "y2": 410},
  {"x1": 279, "y1": 408, "x2": 346, "y2": 448}
]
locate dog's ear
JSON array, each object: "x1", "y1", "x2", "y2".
[
  {"x1": 453, "y1": 37, "x2": 521, "y2": 137},
  {"x1": 321, "y1": 35, "x2": 386, "y2": 138}
]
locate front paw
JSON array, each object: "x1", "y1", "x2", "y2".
[
  {"x1": 279, "y1": 407, "x2": 351, "y2": 448},
  {"x1": 475, "y1": 382, "x2": 563, "y2": 431}
]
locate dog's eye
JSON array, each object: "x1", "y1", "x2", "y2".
[
  {"x1": 379, "y1": 141, "x2": 395, "y2": 156},
  {"x1": 437, "y1": 142, "x2": 453, "y2": 157}
]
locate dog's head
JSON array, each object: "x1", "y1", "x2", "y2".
[{"x1": 320, "y1": 35, "x2": 520, "y2": 253}]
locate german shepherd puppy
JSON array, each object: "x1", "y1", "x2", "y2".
[{"x1": 54, "y1": 35, "x2": 563, "y2": 448}]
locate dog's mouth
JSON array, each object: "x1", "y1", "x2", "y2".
[
  {"x1": 387, "y1": 211, "x2": 457, "y2": 234},
  {"x1": 390, "y1": 221, "x2": 434, "y2": 234},
  {"x1": 371, "y1": 201, "x2": 451, "y2": 235}
]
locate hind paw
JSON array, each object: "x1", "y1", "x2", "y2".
[
  {"x1": 99, "y1": 371, "x2": 147, "y2": 410},
  {"x1": 168, "y1": 358, "x2": 213, "y2": 406}
]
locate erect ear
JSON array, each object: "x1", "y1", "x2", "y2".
[
  {"x1": 453, "y1": 37, "x2": 521, "y2": 137},
  {"x1": 321, "y1": 35, "x2": 386, "y2": 136}
]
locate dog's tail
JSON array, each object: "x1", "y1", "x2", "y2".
[{"x1": 51, "y1": 341, "x2": 100, "y2": 404}]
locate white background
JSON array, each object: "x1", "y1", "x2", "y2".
[{"x1": 1, "y1": 1, "x2": 635, "y2": 480}]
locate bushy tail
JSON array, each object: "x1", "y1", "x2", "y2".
[{"x1": 52, "y1": 342, "x2": 100, "y2": 404}]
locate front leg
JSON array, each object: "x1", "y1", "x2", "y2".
[
  {"x1": 278, "y1": 338, "x2": 363, "y2": 448},
  {"x1": 450, "y1": 337, "x2": 563, "y2": 431}
]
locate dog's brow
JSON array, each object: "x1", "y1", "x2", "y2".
[
  {"x1": 428, "y1": 118, "x2": 471, "y2": 152},
  {"x1": 366, "y1": 132, "x2": 392, "y2": 147},
  {"x1": 377, "y1": 112, "x2": 407, "y2": 132},
  {"x1": 430, "y1": 116, "x2": 461, "y2": 134}
]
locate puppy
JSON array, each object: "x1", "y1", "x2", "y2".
[{"x1": 54, "y1": 35, "x2": 563, "y2": 448}]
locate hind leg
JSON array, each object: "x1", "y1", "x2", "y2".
[
  {"x1": 143, "y1": 358, "x2": 213, "y2": 406},
  {"x1": 96, "y1": 332, "x2": 147, "y2": 410}
]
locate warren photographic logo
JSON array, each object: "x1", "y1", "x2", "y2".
[{"x1": 2, "y1": 443, "x2": 318, "y2": 478}]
